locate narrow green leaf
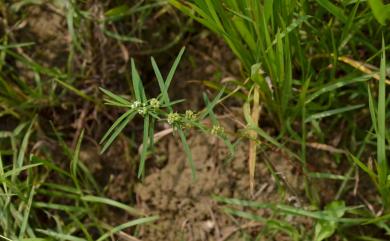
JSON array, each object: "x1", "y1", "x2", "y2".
[
  {"x1": 71, "y1": 129, "x2": 84, "y2": 178},
  {"x1": 368, "y1": 85, "x2": 378, "y2": 134},
  {"x1": 305, "y1": 104, "x2": 365, "y2": 123},
  {"x1": 103, "y1": 29, "x2": 144, "y2": 43},
  {"x1": 368, "y1": 0, "x2": 390, "y2": 25},
  {"x1": 15, "y1": 118, "x2": 36, "y2": 172},
  {"x1": 138, "y1": 115, "x2": 150, "y2": 178},
  {"x1": 151, "y1": 57, "x2": 171, "y2": 111},
  {"x1": 99, "y1": 87, "x2": 132, "y2": 106},
  {"x1": 377, "y1": 37, "x2": 388, "y2": 192},
  {"x1": 350, "y1": 155, "x2": 378, "y2": 186},
  {"x1": 54, "y1": 79, "x2": 94, "y2": 102},
  {"x1": 306, "y1": 75, "x2": 370, "y2": 104},
  {"x1": 316, "y1": 0, "x2": 347, "y2": 22},
  {"x1": 199, "y1": 88, "x2": 225, "y2": 119},
  {"x1": 308, "y1": 172, "x2": 353, "y2": 180},
  {"x1": 232, "y1": 16, "x2": 256, "y2": 51},
  {"x1": 66, "y1": 1, "x2": 81, "y2": 51},
  {"x1": 104, "y1": 4, "x2": 130, "y2": 17},
  {"x1": 20, "y1": 239, "x2": 46, "y2": 241},
  {"x1": 81, "y1": 195, "x2": 143, "y2": 216},
  {"x1": 36, "y1": 229, "x2": 86, "y2": 241},
  {"x1": 165, "y1": 47, "x2": 185, "y2": 91},
  {"x1": 0, "y1": 42, "x2": 35, "y2": 50},
  {"x1": 18, "y1": 187, "x2": 35, "y2": 239},
  {"x1": 214, "y1": 196, "x2": 366, "y2": 223},
  {"x1": 33, "y1": 202, "x2": 85, "y2": 212},
  {"x1": 0, "y1": 235, "x2": 13, "y2": 241},
  {"x1": 3, "y1": 163, "x2": 42, "y2": 179},
  {"x1": 100, "y1": 110, "x2": 134, "y2": 145},
  {"x1": 100, "y1": 112, "x2": 136, "y2": 154},
  {"x1": 131, "y1": 59, "x2": 145, "y2": 102},
  {"x1": 178, "y1": 129, "x2": 196, "y2": 180},
  {"x1": 264, "y1": 0, "x2": 274, "y2": 23},
  {"x1": 96, "y1": 216, "x2": 159, "y2": 241}
]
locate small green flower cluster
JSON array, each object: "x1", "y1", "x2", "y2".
[
  {"x1": 130, "y1": 98, "x2": 160, "y2": 115},
  {"x1": 166, "y1": 110, "x2": 199, "y2": 129},
  {"x1": 211, "y1": 124, "x2": 225, "y2": 136},
  {"x1": 166, "y1": 109, "x2": 225, "y2": 137},
  {"x1": 167, "y1": 112, "x2": 181, "y2": 125},
  {"x1": 127, "y1": 97, "x2": 206, "y2": 132}
]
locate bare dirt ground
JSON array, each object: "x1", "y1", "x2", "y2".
[{"x1": 134, "y1": 131, "x2": 308, "y2": 241}]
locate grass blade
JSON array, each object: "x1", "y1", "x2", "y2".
[
  {"x1": 15, "y1": 118, "x2": 35, "y2": 170},
  {"x1": 151, "y1": 57, "x2": 171, "y2": 111},
  {"x1": 96, "y1": 216, "x2": 159, "y2": 241},
  {"x1": 350, "y1": 154, "x2": 378, "y2": 187},
  {"x1": 71, "y1": 129, "x2": 84, "y2": 178},
  {"x1": 165, "y1": 47, "x2": 185, "y2": 91},
  {"x1": 99, "y1": 87, "x2": 132, "y2": 106},
  {"x1": 316, "y1": 0, "x2": 347, "y2": 23},
  {"x1": 138, "y1": 114, "x2": 150, "y2": 178},
  {"x1": 199, "y1": 88, "x2": 225, "y2": 119},
  {"x1": 131, "y1": 59, "x2": 146, "y2": 102},
  {"x1": 305, "y1": 104, "x2": 365, "y2": 123},
  {"x1": 36, "y1": 229, "x2": 86, "y2": 241},
  {"x1": 377, "y1": 37, "x2": 388, "y2": 202},
  {"x1": 100, "y1": 110, "x2": 134, "y2": 145},
  {"x1": 54, "y1": 79, "x2": 95, "y2": 103},
  {"x1": 178, "y1": 129, "x2": 196, "y2": 180},
  {"x1": 100, "y1": 112, "x2": 136, "y2": 154},
  {"x1": 81, "y1": 195, "x2": 143, "y2": 216},
  {"x1": 306, "y1": 75, "x2": 370, "y2": 104},
  {"x1": 18, "y1": 187, "x2": 35, "y2": 239}
]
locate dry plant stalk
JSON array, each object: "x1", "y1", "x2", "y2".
[
  {"x1": 338, "y1": 56, "x2": 390, "y2": 84},
  {"x1": 248, "y1": 86, "x2": 261, "y2": 196}
]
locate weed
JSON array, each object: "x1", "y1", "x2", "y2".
[
  {"x1": 100, "y1": 47, "x2": 234, "y2": 179},
  {"x1": 351, "y1": 39, "x2": 389, "y2": 210}
]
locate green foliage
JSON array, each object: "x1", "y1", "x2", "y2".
[
  {"x1": 173, "y1": 0, "x2": 390, "y2": 238},
  {"x1": 351, "y1": 39, "x2": 389, "y2": 209},
  {"x1": 368, "y1": 0, "x2": 390, "y2": 25},
  {"x1": 170, "y1": 0, "x2": 302, "y2": 128},
  {"x1": 0, "y1": 121, "x2": 156, "y2": 240},
  {"x1": 314, "y1": 201, "x2": 346, "y2": 241},
  {"x1": 316, "y1": 0, "x2": 348, "y2": 22},
  {"x1": 0, "y1": 2, "x2": 171, "y2": 239},
  {"x1": 214, "y1": 196, "x2": 365, "y2": 240}
]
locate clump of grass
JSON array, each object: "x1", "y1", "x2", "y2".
[
  {"x1": 171, "y1": 0, "x2": 390, "y2": 239},
  {"x1": 0, "y1": 120, "x2": 157, "y2": 240},
  {"x1": 368, "y1": 0, "x2": 390, "y2": 25},
  {"x1": 170, "y1": 0, "x2": 300, "y2": 129},
  {"x1": 214, "y1": 195, "x2": 368, "y2": 241},
  {"x1": 170, "y1": 0, "x2": 306, "y2": 196},
  {"x1": 0, "y1": 1, "x2": 175, "y2": 239}
]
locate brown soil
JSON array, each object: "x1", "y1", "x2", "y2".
[{"x1": 133, "y1": 125, "x2": 308, "y2": 241}]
